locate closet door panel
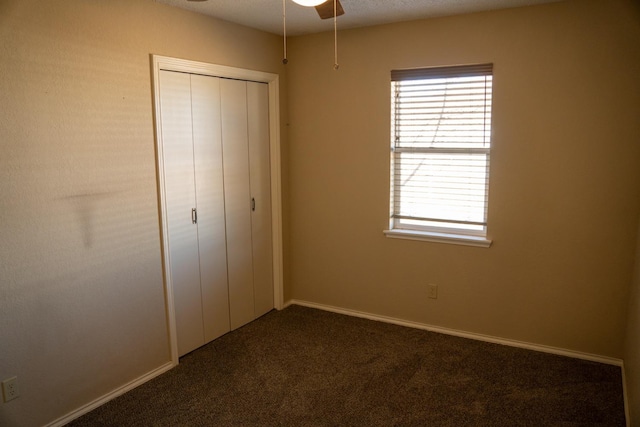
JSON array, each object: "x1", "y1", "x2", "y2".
[
  {"x1": 191, "y1": 75, "x2": 231, "y2": 342},
  {"x1": 158, "y1": 70, "x2": 204, "y2": 357},
  {"x1": 247, "y1": 82, "x2": 274, "y2": 317},
  {"x1": 220, "y1": 78, "x2": 255, "y2": 330}
]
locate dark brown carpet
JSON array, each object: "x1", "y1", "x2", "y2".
[{"x1": 69, "y1": 305, "x2": 625, "y2": 426}]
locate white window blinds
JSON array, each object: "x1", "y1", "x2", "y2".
[{"x1": 390, "y1": 63, "x2": 493, "y2": 237}]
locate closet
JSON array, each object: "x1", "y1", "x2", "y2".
[{"x1": 158, "y1": 70, "x2": 273, "y2": 357}]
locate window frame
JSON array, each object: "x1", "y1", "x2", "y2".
[{"x1": 384, "y1": 63, "x2": 494, "y2": 248}]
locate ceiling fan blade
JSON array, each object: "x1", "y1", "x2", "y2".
[{"x1": 315, "y1": 0, "x2": 344, "y2": 20}]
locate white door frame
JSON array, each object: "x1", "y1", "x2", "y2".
[{"x1": 151, "y1": 55, "x2": 284, "y2": 365}]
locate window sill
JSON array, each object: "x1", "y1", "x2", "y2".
[{"x1": 383, "y1": 229, "x2": 492, "y2": 248}]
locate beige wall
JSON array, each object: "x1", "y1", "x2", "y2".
[
  {"x1": 0, "y1": 0, "x2": 285, "y2": 425},
  {"x1": 625, "y1": 217, "x2": 640, "y2": 422},
  {"x1": 2, "y1": 0, "x2": 640, "y2": 424},
  {"x1": 287, "y1": 0, "x2": 640, "y2": 359}
]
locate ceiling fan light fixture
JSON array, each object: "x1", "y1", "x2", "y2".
[{"x1": 291, "y1": 0, "x2": 327, "y2": 7}]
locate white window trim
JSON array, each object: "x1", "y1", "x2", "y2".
[
  {"x1": 383, "y1": 228, "x2": 492, "y2": 248},
  {"x1": 386, "y1": 63, "x2": 493, "y2": 248}
]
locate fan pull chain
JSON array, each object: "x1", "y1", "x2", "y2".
[
  {"x1": 282, "y1": 0, "x2": 288, "y2": 64},
  {"x1": 333, "y1": 0, "x2": 339, "y2": 70}
]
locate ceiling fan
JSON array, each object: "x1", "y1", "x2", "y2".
[
  {"x1": 187, "y1": 0, "x2": 344, "y2": 20},
  {"x1": 314, "y1": 0, "x2": 345, "y2": 19},
  {"x1": 290, "y1": 0, "x2": 344, "y2": 19}
]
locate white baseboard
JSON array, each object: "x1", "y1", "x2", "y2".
[
  {"x1": 286, "y1": 299, "x2": 623, "y2": 367},
  {"x1": 46, "y1": 361, "x2": 175, "y2": 427}
]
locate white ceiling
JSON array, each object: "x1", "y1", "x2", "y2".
[{"x1": 155, "y1": 0, "x2": 564, "y2": 36}]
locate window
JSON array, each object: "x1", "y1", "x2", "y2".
[{"x1": 384, "y1": 63, "x2": 493, "y2": 247}]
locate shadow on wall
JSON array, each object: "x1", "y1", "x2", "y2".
[{"x1": 60, "y1": 192, "x2": 118, "y2": 248}]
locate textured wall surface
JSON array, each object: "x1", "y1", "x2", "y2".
[
  {"x1": 0, "y1": 0, "x2": 285, "y2": 425},
  {"x1": 287, "y1": 0, "x2": 640, "y2": 359}
]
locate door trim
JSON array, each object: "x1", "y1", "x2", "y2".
[{"x1": 151, "y1": 55, "x2": 284, "y2": 365}]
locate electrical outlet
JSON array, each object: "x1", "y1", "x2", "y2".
[
  {"x1": 2, "y1": 377, "x2": 19, "y2": 402},
  {"x1": 428, "y1": 284, "x2": 438, "y2": 299}
]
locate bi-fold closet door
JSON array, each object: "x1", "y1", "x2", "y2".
[{"x1": 159, "y1": 70, "x2": 273, "y2": 357}]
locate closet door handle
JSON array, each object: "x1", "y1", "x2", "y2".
[
  {"x1": 191, "y1": 208, "x2": 198, "y2": 224},
  {"x1": 251, "y1": 198, "x2": 256, "y2": 212}
]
